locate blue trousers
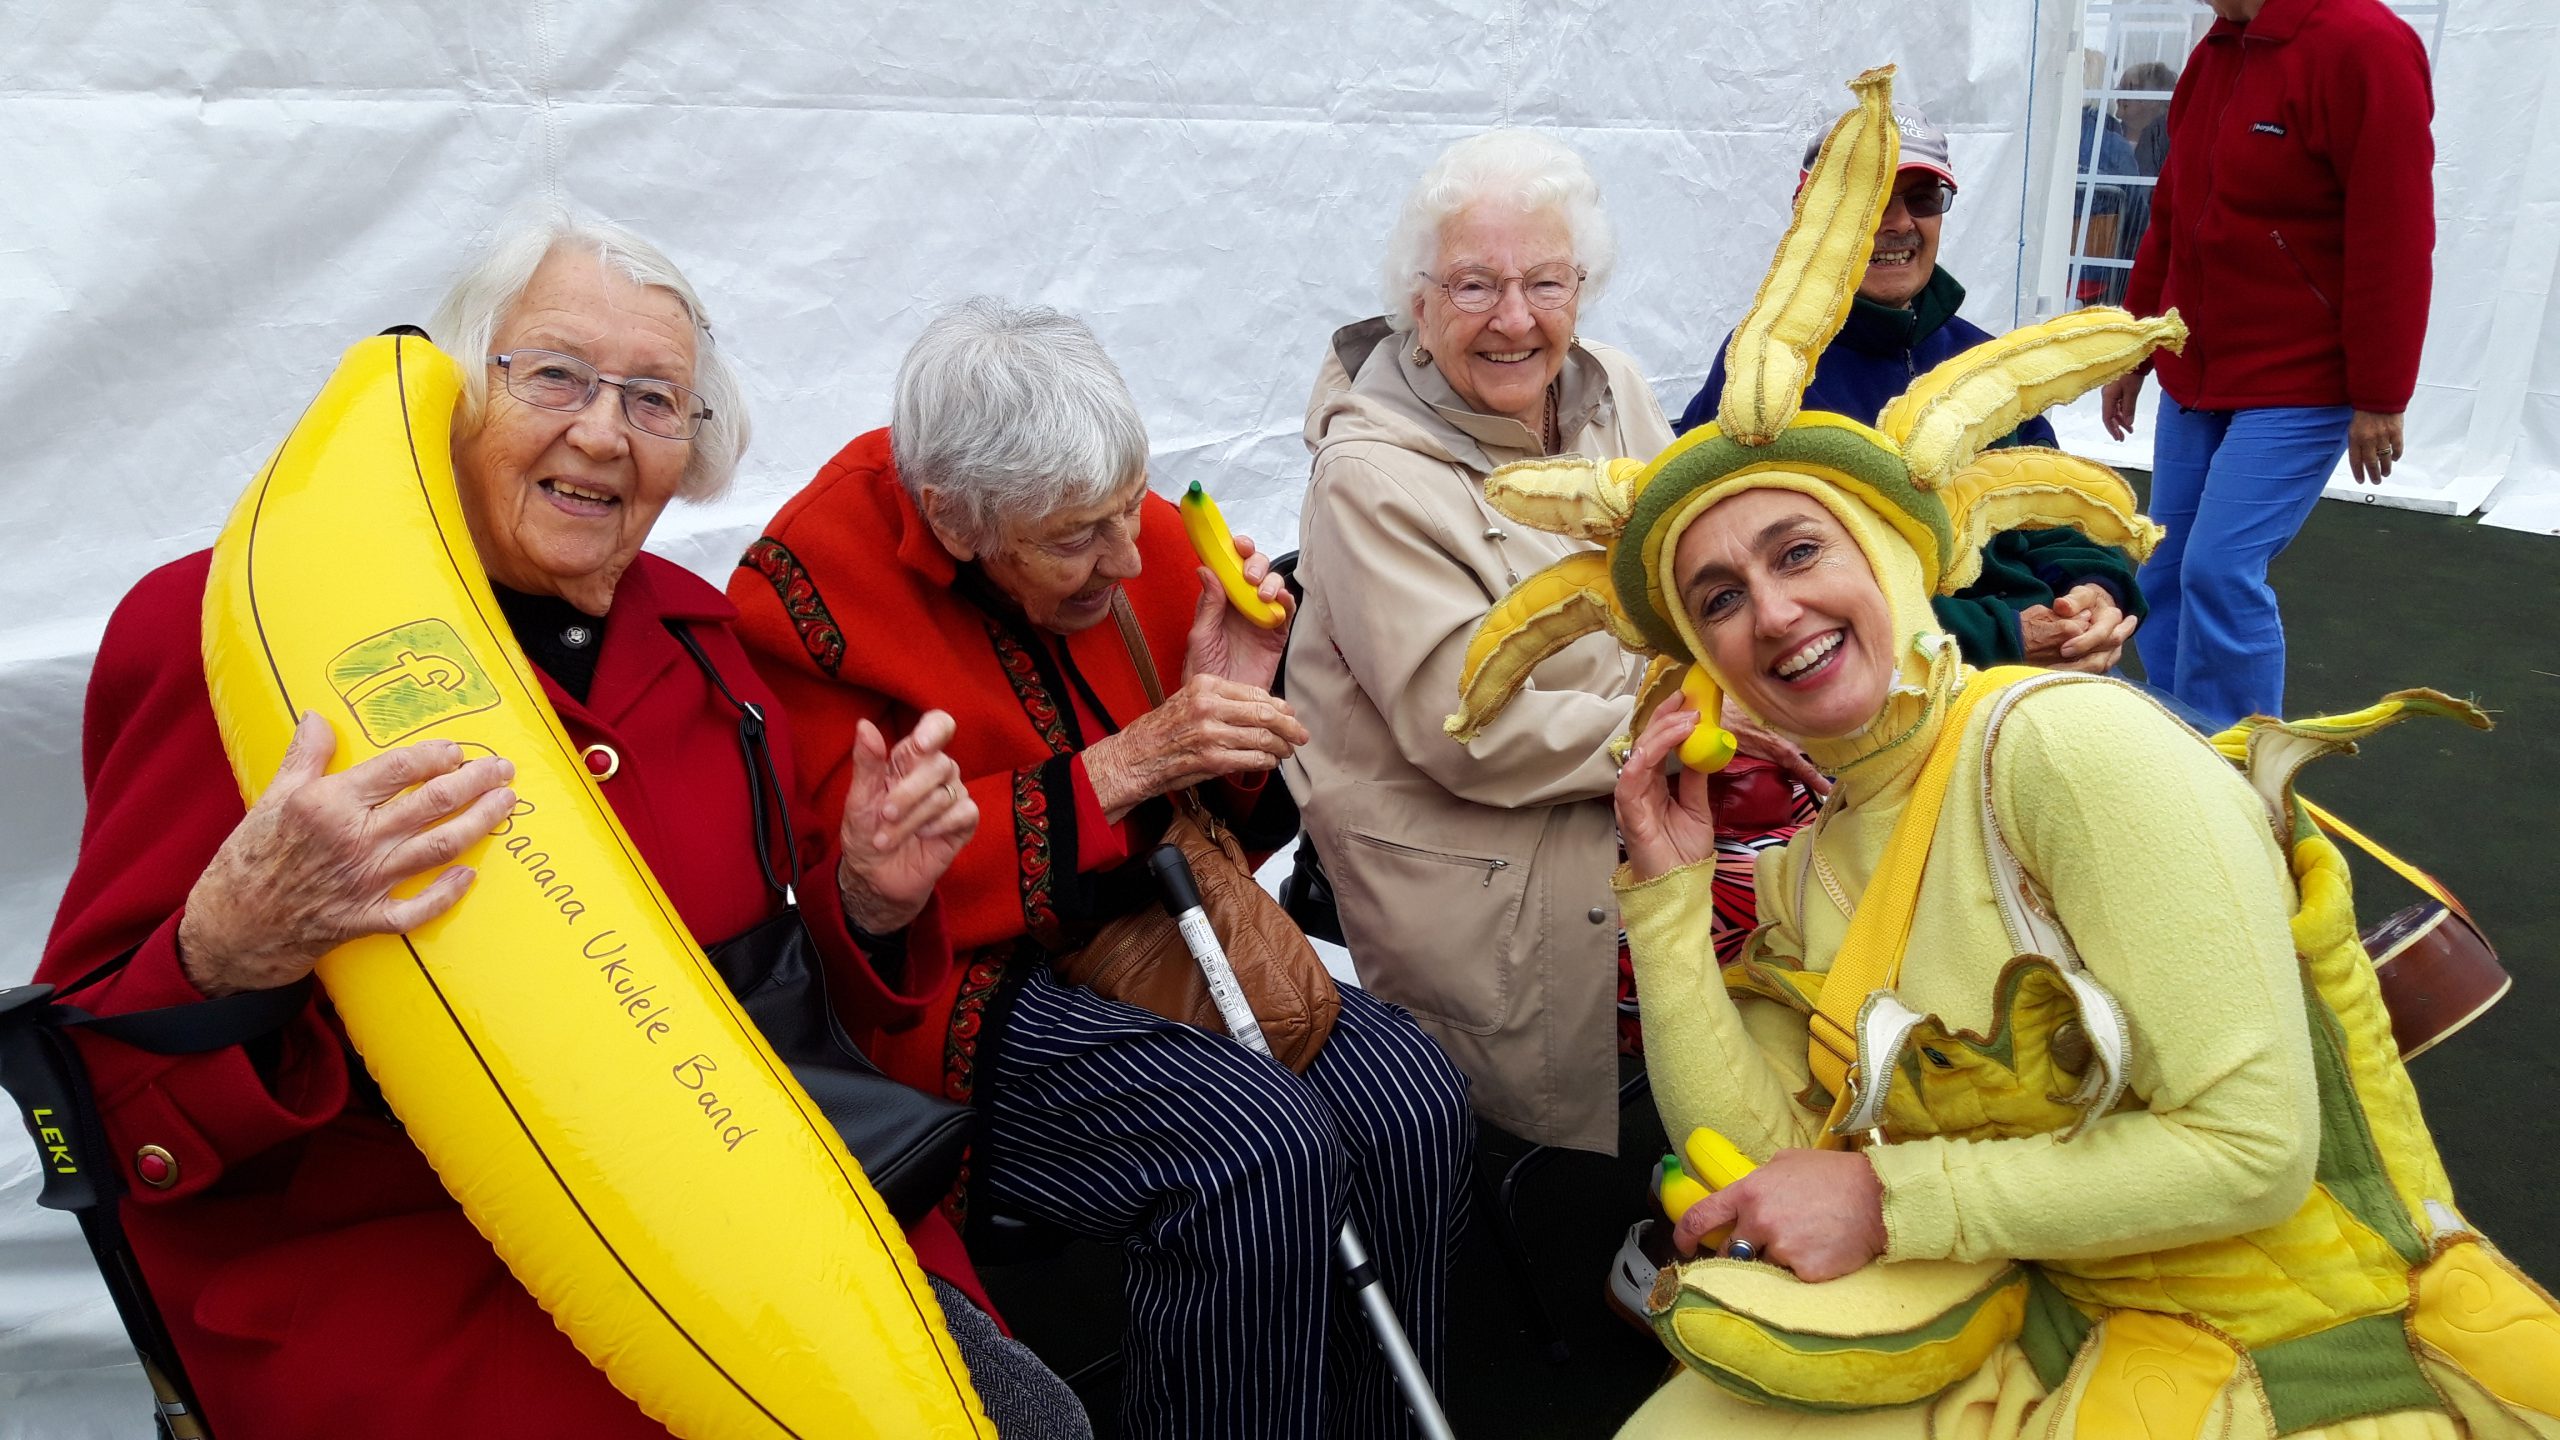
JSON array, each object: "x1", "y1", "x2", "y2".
[
  {"x1": 980, "y1": 969, "x2": 1472, "y2": 1440},
  {"x1": 2134, "y1": 401, "x2": 2353, "y2": 731}
]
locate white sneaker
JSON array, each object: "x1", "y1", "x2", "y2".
[{"x1": 1606, "y1": 1219, "x2": 1671, "y2": 1333}]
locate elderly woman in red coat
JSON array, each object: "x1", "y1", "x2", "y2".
[
  {"x1": 730, "y1": 297, "x2": 1473, "y2": 1440},
  {"x1": 35, "y1": 214, "x2": 1086, "y2": 1439}
]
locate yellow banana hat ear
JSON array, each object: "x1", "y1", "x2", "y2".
[
  {"x1": 1879, "y1": 307, "x2": 2189, "y2": 488},
  {"x1": 1483, "y1": 454, "x2": 1643, "y2": 542},
  {"x1": 1932, "y1": 447, "x2": 2165, "y2": 594},
  {"x1": 1447, "y1": 550, "x2": 1646, "y2": 743},
  {"x1": 1718, "y1": 65, "x2": 1900, "y2": 446}
]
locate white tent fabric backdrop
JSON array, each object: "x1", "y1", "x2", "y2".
[{"x1": 2, "y1": 2, "x2": 2551, "y2": 1432}]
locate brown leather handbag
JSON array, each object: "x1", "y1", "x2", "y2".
[{"x1": 1048, "y1": 594, "x2": 1340, "y2": 1071}]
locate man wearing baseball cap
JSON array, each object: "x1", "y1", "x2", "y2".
[{"x1": 1674, "y1": 104, "x2": 2148, "y2": 674}]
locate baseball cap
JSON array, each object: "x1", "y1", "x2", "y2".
[{"x1": 1800, "y1": 103, "x2": 1957, "y2": 189}]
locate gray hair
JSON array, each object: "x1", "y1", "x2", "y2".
[
  {"x1": 1381, "y1": 130, "x2": 1616, "y2": 332},
  {"x1": 428, "y1": 206, "x2": 750, "y2": 502},
  {"x1": 891, "y1": 297, "x2": 1150, "y2": 550}
]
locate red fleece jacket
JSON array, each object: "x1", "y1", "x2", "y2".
[
  {"x1": 727, "y1": 430, "x2": 1262, "y2": 1129},
  {"x1": 2125, "y1": 0, "x2": 2434, "y2": 413},
  {"x1": 37, "y1": 551, "x2": 990, "y2": 1440}
]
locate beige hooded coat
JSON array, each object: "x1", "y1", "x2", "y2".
[{"x1": 1281, "y1": 319, "x2": 1672, "y2": 1152}]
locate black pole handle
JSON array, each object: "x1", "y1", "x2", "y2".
[{"x1": 1148, "y1": 844, "x2": 1204, "y2": 917}]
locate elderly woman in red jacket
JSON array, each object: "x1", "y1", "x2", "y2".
[
  {"x1": 730, "y1": 296, "x2": 1472, "y2": 1440},
  {"x1": 35, "y1": 214, "x2": 1084, "y2": 1440},
  {"x1": 2100, "y1": 0, "x2": 2435, "y2": 730}
]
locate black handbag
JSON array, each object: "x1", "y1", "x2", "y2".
[{"x1": 674, "y1": 622, "x2": 972, "y2": 1227}]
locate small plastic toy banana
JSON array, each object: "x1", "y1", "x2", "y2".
[
  {"x1": 1654, "y1": 1154, "x2": 1714, "y2": 1226},
  {"x1": 1683, "y1": 1126, "x2": 1759, "y2": 1191},
  {"x1": 1678, "y1": 664, "x2": 1739, "y2": 772},
  {"x1": 1180, "y1": 480, "x2": 1286, "y2": 629},
  {"x1": 1655, "y1": 1126, "x2": 1761, "y2": 1251}
]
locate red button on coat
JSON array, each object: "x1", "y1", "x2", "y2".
[
  {"x1": 134, "y1": 1145, "x2": 176, "y2": 1189},
  {"x1": 580, "y1": 744, "x2": 620, "y2": 781}
]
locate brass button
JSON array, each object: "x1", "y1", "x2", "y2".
[
  {"x1": 134, "y1": 1145, "x2": 177, "y2": 1190},
  {"x1": 1587, "y1": 907, "x2": 1609, "y2": 924},
  {"x1": 580, "y1": 743, "x2": 620, "y2": 781}
]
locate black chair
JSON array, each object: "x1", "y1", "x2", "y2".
[{"x1": 0, "y1": 974, "x2": 299, "y2": 1439}]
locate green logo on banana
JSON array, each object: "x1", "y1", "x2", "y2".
[{"x1": 329, "y1": 620, "x2": 500, "y2": 745}]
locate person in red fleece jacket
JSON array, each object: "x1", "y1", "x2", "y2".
[
  {"x1": 2101, "y1": 0, "x2": 2435, "y2": 730},
  {"x1": 35, "y1": 214, "x2": 1084, "y2": 1440}
]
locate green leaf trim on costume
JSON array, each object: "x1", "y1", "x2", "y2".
[{"x1": 2253, "y1": 1310, "x2": 2438, "y2": 1433}]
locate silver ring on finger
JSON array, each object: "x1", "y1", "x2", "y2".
[{"x1": 1724, "y1": 1238, "x2": 1759, "y2": 1263}]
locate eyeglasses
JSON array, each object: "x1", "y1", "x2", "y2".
[
  {"x1": 1889, "y1": 180, "x2": 1956, "y2": 219},
  {"x1": 1423, "y1": 262, "x2": 1586, "y2": 314},
  {"x1": 489, "y1": 350, "x2": 711, "y2": 440}
]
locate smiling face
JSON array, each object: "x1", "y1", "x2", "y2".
[
  {"x1": 1673, "y1": 487, "x2": 1898, "y2": 741},
  {"x1": 1412, "y1": 204, "x2": 1579, "y2": 434},
  {"x1": 453, "y1": 248, "x2": 697, "y2": 615},
  {"x1": 929, "y1": 474, "x2": 1150, "y2": 634},
  {"x1": 1857, "y1": 172, "x2": 1946, "y2": 309}
]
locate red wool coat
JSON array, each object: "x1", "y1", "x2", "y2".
[
  {"x1": 2125, "y1": 0, "x2": 2435, "y2": 413},
  {"x1": 36, "y1": 550, "x2": 988, "y2": 1440},
  {"x1": 728, "y1": 430, "x2": 1254, "y2": 1138}
]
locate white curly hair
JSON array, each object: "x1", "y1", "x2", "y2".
[{"x1": 1380, "y1": 129, "x2": 1616, "y2": 332}]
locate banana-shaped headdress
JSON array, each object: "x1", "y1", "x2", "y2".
[{"x1": 1444, "y1": 65, "x2": 2184, "y2": 762}]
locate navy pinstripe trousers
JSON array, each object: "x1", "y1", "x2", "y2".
[{"x1": 980, "y1": 968, "x2": 1473, "y2": 1440}]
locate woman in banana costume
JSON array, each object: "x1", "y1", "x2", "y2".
[
  {"x1": 1448, "y1": 68, "x2": 2560, "y2": 1440},
  {"x1": 34, "y1": 212, "x2": 1087, "y2": 1440}
]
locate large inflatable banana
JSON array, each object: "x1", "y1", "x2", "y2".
[{"x1": 200, "y1": 332, "x2": 993, "y2": 1440}]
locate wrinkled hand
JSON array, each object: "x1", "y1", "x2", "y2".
[
  {"x1": 1085, "y1": 673, "x2": 1309, "y2": 821},
  {"x1": 1616, "y1": 695, "x2": 1720, "y2": 882},
  {"x1": 178, "y1": 712, "x2": 516, "y2": 998},
  {"x1": 2347, "y1": 410, "x2": 2405, "y2": 486},
  {"x1": 2101, "y1": 373, "x2": 2143, "y2": 442},
  {"x1": 2020, "y1": 584, "x2": 2137, "y2": 673},
  {"x1": 1181, "y1": 532, "x2": 1293, "y2": 691},
  {"x1": 1721, "y1": 698, "x2": 1832, "y2": 798},
  {"x1": 1672, "y1": 1147, "x2": 1888, "y2": 1282},
  {"x1": 837, "y1": 711, "x2": 977, "y2": 935}
]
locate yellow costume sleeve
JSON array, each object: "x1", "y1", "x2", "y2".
[
  {"x1": 1866, "y1": 683, "x2": 2319, "y2": 1263},
  {"x1": 1617, "y1": 852, "x2": 1824, "y2": 1165}
]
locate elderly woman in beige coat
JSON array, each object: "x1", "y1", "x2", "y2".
[{"x1": 1282, "y1": 131, "x2": 1674, "y2": 1152}]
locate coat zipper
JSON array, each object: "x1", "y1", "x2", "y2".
[
  {"x1": 2270, "y1": 229, "x2": 2339, "y2": 316},
  {"x1": 1481, "y1": 858, "x2": 1510, "y2": 888}
]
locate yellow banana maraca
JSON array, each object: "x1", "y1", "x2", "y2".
[
  {"x1": 1180, "y1": 480, "x2": 1286, "y2": 629},
  {"x1": 1679, "y1": 664, "x2": 1740, "y2": 772}
]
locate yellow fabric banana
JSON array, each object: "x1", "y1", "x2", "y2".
[
  {"x1": 1880, "y1": 308, "x2": 2189, "y2": 488},
  {"x1": 1717, "y1": 65, "x2": 1900, "y2": 446},
  {"x1": 1483, "y1": 454, "x2": 1643, "y2": 542},
  {"x1": 1446, "y1": 550, "x2": 1642, "y2": 743},
  {"x1": 1180, "y1": 480, "x2": 1286, "y2": 628},
  {"x1": 1932, "y1": 448, "x2": 2164, "y2": 593}
]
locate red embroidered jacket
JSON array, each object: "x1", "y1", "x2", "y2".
[
  {"x1": 36, "y1": 551, "x2": 990, "y2": 1440},
  {"x1": 2125, "y1": 0, "x2": 2435, "y2": 413},
  {"x1": 729, "y1": 430, "x2": 1282, "y2": 1155}
]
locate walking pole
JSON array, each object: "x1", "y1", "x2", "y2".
[{"x1": 1145, "y1": 846, "x2": 1459, "y2": 1440}]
